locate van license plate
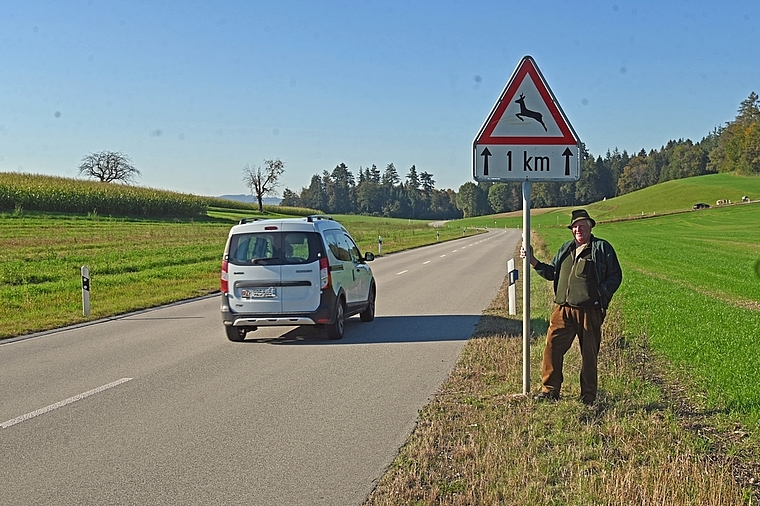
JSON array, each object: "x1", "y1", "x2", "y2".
[{"x1": 242, "y1": 287, "x2": 277, "y2": 299}]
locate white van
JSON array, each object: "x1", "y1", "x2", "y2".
[{"x1": 220, "y1": 215, "x2": 376, "y2": 341}]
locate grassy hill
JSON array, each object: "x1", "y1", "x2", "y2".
[
  {"x1": 453, "y1": 173, "x2": 760, "y2": 230},
  {"x1": 589, "y1": 172, "x2": 758, "y2": 219}
]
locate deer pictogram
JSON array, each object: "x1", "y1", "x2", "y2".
[{"x1": 514, "y1": 93, "x2": 547, "y2": 131}]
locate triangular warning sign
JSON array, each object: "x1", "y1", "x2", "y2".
[{"x1": 475, "y1": 56, "x2": 578, "y2": 146}]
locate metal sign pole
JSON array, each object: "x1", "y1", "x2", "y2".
[{"x1": 522, "y1": 180, "x2": 531, "y2": 395}]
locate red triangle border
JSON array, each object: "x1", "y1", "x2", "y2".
[{"x1": 476, "y1": 57, "x2": 578, "y2": 146}]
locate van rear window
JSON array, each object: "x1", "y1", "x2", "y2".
[{"x1": 227, "y1": 232, "x2": 321, "y2": 265}]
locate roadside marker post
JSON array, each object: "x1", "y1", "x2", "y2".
[
  {"x1": 507, "y1": 258, "x2": 518, "y2": 316},
  {"x1": 81, "y1": 266, "x2": 90, "y2": 316},
  {"x1": 472, "y1": 55, "x2": 581, "y2": 396},
  {"x1": 378, "y1": 236, "x2": 383, "y2": 256}
]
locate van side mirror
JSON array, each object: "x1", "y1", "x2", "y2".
[{"x1": 363, "y1": 252, "x2": 375, "y2": 262}]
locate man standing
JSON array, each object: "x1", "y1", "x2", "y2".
[{"x1": 521, "y1": 210, "x2": 622, "y2": 405}]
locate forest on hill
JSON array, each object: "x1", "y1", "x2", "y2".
[{"x1": 280, "y1": 93, "x2": 760, "y2": 218}]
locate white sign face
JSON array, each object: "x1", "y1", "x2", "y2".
[{"x1": 473, "y1": 56, "x2": 581, "y2": 182}]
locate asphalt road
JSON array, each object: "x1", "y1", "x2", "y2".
[{"x1": 0, "y1": 228, "x2": 521, "y2": 505}]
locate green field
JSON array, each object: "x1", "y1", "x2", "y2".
[{"x1": 0, "y1": 208, "x2": 480, "y2": 339}]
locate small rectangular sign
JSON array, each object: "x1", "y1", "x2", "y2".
[{"x1": 473, "y1": 145, "x2": 580, "y2": 182}]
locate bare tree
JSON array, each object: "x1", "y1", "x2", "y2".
[
  {"x1": 243, "y1": 158, "x2": 285, "y2": 212},
  {"x1": 78, "y1": 151, "x2": 141, "y2": 184}
]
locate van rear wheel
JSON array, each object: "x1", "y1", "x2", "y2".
[
  {"x1": 225, "y1": 326, "x2": 246, "y2": 342},
  {"x1": 326, "y1": 300, "x2": 345, "y2": 340}
]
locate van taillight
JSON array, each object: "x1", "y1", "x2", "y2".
[
  {"x1": 221, "y1": 260, "x2": 229, "y2": 293},
  {"x1": 319, "y1": 257, "x2": 330, "y2": 290}
]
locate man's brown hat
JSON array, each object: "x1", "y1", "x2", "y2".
[{"x1": 568, "y1": 209, "x2": 596, "y2": 229}]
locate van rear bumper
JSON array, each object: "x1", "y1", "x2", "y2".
[
  {"x1": 228, "y1": 316, "x2": 316, "y2": 327},
  {"x1": 220, "y1": 291, "x2": 338, "y2": 328}
]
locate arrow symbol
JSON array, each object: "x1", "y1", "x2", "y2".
[
  {"x1": 562, "y1": 147, "x2": 573, "y2": 176},
  {"x1": 481, "y1": 147, "x2": 492, "y2": 175}
]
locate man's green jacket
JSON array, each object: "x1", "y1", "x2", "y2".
[{"x1": 533, "y1": 235, "x2": 622, "y2": 309}]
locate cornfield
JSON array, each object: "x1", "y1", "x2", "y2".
[{"x1": 0, "y1": 172, "x2": 208, "y2": 218}]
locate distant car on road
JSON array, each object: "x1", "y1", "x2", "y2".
[
  {"x1": 220, "y1": 215, "x2": 376, "y2": 342},
  {"x1": 693, "y1": 203, "x2": 710, "y2": 210}
]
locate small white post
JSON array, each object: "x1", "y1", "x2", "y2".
[
  {"x1": 507, "y1": 258, "x2": 518, "y2": 316},
  {"x1": 378, "y1": 236, "x2": 383, "y2": 256},
  {"x1": 81, "y1": 266, "x2": 90, "y2": 316}
]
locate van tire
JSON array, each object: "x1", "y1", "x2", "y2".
[
  {"x1": 360, "y1": 284, "x2": 376, "y2": 322},
  {"x1": 226, "y1": 326, "x2": 246, "y2": 342},
  {"x1": 326, "y1": 299, "x2": 345, "y2": 340}
]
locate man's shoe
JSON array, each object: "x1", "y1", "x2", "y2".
[{"x1": 534, "y1": 391, "x2": 559, "y2": 402}]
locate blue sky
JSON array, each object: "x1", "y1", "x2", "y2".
[{"x1": 1, "y1": 1, "x2": 758, "y2": 197}]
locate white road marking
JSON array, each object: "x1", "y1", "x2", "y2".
[
  {"x1": 1, "y1": 378, "x2": 133, "y2": 429},
  {"x1": 440, "y1": 254, "x2": 446, "y2": 258},
  {"x1": 423, "y1": 261, "x2": 431, "y2": 265},
  {"x1": 396, "y1": 270, "x2": 408, "y2": 275}
]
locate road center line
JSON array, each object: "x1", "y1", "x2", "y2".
[
  {"x1": 440, "y1": 254, "x2": 446, "y2": 258},
  {"x1": 423, "y1": 261, "x2": 431, "y2": 265},
  {"x1": 1, "y1": 378, "x2": 133, "y2": 429},
  {"x1": 396, "y1": 270, "x2": 408, "y2": 275}
]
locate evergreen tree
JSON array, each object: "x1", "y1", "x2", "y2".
[
  {"x1": 382, "y1": 163, "x2": 400, "y2": 187},
  {"x1": 617, "y1": 155, "x2": 649, "y2": 195},
  {"x1": 456, "y1": 182, "x2": 488, "y2": 217},
  {"x1": 737, "y1": 91, "x2": 760, "y2": 125},
  {"x1": 405, "y1": 165, "x2": 421, "y2": 218},
  {"x1": 369, "y1": 164, "x2": 381, "y2": 183},
  {"x1": 280, "y1": 188, "x2": 300, "y2": 207},
  {"x1": 661, "y1": 141, "x2": 710, "y2": 180},
  {"x1": 709, "y1": 92, "x2": 760, "y2": 174},
  {"x1": 356, "y1": 180, "x2": 383, "y2": 214},
  {"x1": 327, "y1": 163, "x2": 355, "y2": 214},
  {"x1": 300, "y1": 174, "x2": 326, "y2": 211},
  {"x1": 488, "y1": 183, "x2": 512, "y2": 213},
  {"x1": 420, "y1": 171, "x2": 435, "y2": 193},
  {"x1": 574, "y1": 156, "x2": 604, "y2": 205},
  {"x1": 604, "y1": 148, "x2": 630, "y2": 195}
]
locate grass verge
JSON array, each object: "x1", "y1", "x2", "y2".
[{"x1": 365, "y1": 235, "x2": 758, "y2": 505}]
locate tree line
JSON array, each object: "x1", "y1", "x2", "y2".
[
  {"x1": 458, "y1": 92, "x2": 760, "y2": 217},
  {"x1": 74, "y1": 92, "x2": 760, "y2": 219},
  {"x1": 279, "y1": 92, "x2": 760, "y2": 218},
  {"x1": 280, "y1": 163, "x2": 461, "y2": 219}
]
